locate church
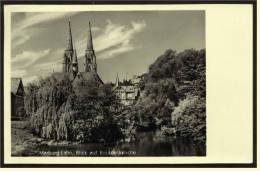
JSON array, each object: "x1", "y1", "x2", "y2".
[
  {"x1": 61, "y1": 20, "x2": 103, "y2": 85},
  {"x1": 60, "y1": 20, "x2": 143, "y2": 106}
]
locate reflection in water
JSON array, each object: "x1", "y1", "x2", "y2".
[
  {"x1": 25, "y1": 130, "x2": 205, "y2": 156},
  {"x1": 120, "y1": 130, "x2": 205, "y2": 156}
]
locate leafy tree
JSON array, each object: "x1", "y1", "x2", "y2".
[
  {"x1": 128, "y1": 48, "x2": 206, "y2": 143},
  {"x1": 27, "y1": 73, "x2": 124, "y2": 143}
]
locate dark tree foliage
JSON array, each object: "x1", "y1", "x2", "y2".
[
  {"x1": 24, "y1": 82, "x2": 40, "y2": 116},
  {"x1": 129, "y1": 48, "x2": 206, "y2": 143},
  {"x1": 26, "y1": 73, "x2": 123, "y2": 143}
]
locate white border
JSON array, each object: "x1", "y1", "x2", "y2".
[{"x1": 4, "y1": 4, "x2": 253, "y2": 164}]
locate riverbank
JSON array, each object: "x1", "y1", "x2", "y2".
[
  {"x1": 11, "y1": 120, "x2": 80, "y2": 156},
  {"x1": 12, "y1": 120, "x2": 205, "y2": 156},
  {"x1": 11, "y1": 120, "x2": 36, "y2": 156}
]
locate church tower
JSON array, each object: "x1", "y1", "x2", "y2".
[
  {"x1": 84, "y1": 22, "x2": 97, "y2": 72},
  {"x1": 72, "y1": 45, "x2": 78, "y2": 78},
  {"x1": 63, "y1": 20, "x2": 74, "y2": 73}
]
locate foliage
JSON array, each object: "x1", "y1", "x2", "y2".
[
  {"x1": 26, "y1": 73, "x2": 123, "y2": 143},
  {"x1": 25, "y1": 48, "x2": 206, "y2": 144},
  {"x1": 24, "y1": 82, "x2": 40, "y2": 116},
  {"x1": 128, "y1": 48, "x2": 206, "y2": 143},
  {"x1": 171, "y1": 95, "x2": 206, "y2": 143}
]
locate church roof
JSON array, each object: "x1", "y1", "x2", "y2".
[
  {"x1": 51, "y1": 72, "x2": 66, "y2": 82},
  {"x1": 11, "y1": 78, "x2": 23, "y2": 95},
  {"x1": 51, "y1": 72, "x2": 77, "y2": 82},
  {"x1": 73, "y1": 71, "x2": 103, "y2": 85}
]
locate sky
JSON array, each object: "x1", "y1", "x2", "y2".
[{"x1": 11, "y1": 11, "x2": 205, "y2": 85}]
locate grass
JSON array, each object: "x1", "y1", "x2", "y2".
[{"x1": 11, "y1": 119, "x2": 35, "y2": 156}]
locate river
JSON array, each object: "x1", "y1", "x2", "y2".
[{"x1": 20, "y1": 130, "x2": 205, "y2": 156}]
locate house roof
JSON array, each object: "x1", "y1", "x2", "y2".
[
  {"x1": 113, "y1": 85, "x2": 136, "y2": 93},
  {"x1": 11, "y1": 78, "x2": 22, "y2": 94}
]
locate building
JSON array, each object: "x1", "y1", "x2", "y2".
[
  {"x1": 11, "y1": 78, "x2": 25, "y2": 120},
  {"x1": 62, "y1": 20, "x2": 102, "y2": 85},
  {"x1": 113, "y1": 74, "x2": 141, "y2": 106},
  {"x1": 62, "y1": 20, "x2": 78, "y2": 78}
]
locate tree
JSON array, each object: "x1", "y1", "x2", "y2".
[
  {"x1": 127, "y1": 48, "x2": 206, "y2": 144},
  {"x1": 27, "y1": 73, "x2": 124, "y2": 143}
]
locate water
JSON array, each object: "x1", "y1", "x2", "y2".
[{"x1": 25, "y1": 130, "x2": 206, "y2": 156}]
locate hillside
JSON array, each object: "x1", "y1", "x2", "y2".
[{"x1": 129, "y1": 48, "x2": 206, "y2": 144}]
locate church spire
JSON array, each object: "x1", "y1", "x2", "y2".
[
  {"x1": 72, "y1": 44, "x2": 78, "y2": 63},
  {"x1": 84, "y1": 21, "x2": 97, "y2": 73},
  {"x1": 63, "y1": 19, "x2": 74, "y2": 73},
  {"x1": 72, "y1": 42, "x2": 78, "y2": 78},
  {"x1": 86, "y1": 21, "x2": 93, "y2": 50},
  {"x1": 115, "y1": 73, "x2": 119, "y2": 87},
  {"x1": 67, "y1": 19, "x2": 73, "y2": 50},
  {"x1": 75, "y1": 49, "x2": 78, "y2": 63}
]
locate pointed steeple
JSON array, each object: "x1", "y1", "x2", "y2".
[
  {"x1": 72, "y1": 42, "x2": 78, "y2": 78},
  {"x1": 72, "y1": 45, "x2": 78, "y2": 63},
  {"x1": 115, "y1": 73, "x2": 119, "y2": 87},
  {"x1": 86, "y1": 21, "x2": 94, "y2": 50},
  {"x1": 84, "y1": 21, "x2": 97, "y2": 73},
  {"x1": 67, "y1": 19, "x2": 73, "y2": 50}
]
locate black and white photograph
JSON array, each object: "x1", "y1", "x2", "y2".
[{"x1": 10, "y1": 10, "x2": 206, "y2": 157}]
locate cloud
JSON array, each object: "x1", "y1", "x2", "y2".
[
  {"x1": 34, "y1": 60, "x2": 62, "y2": 72},
  {"x1": 12, "y1": 12, "x2": 80, "y2": 48},
  {"x1": 23, "y1": 75, "x2": 38, "y2": 85},
  {"x1": 96, "y1": 20, "x2": 146, "y2": 53},
  {"x1": 36, "y1": 48, "x2": 63, "y2": 65},
  {"x1": 92, "y1": 26, "x2": 101, "y2": 32},
  {"x1": 11, "y1": 48, "x2": 64, "y2": 85},
  {"x1": 12, "y1": 32, "x2": 30, "y2": 48},
  {"x1": 19, "y1": 12, "x2": 78, "y2": 30},
  {"x1": 11, "y1": 69, "x2": 27, "y2": 78},
  {"x1": 16, "y1": 60, "x2": 62, "y2": 85},
  {"x1": 12, "y1": 49, "x2": 50, "y2": 68},
  {"x1": 77, "y1": 20, "x2": 146, "y2": 59},
  {"x1": 98, "y1": 40, "x2": 135, "y2": 59}
]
